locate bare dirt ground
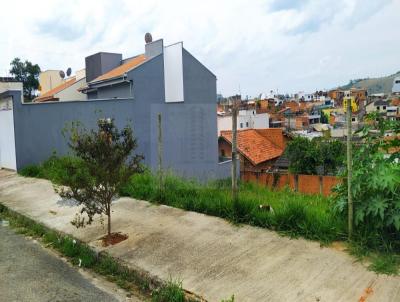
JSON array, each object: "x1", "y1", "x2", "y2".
[{"x1": 1, "y1": 170, "x2": 399, "y2": 302}]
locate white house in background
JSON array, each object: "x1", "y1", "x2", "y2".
[
  {"x1": 392, "y1": 76, "x2": 400, "y2": 95},
  {"x1": 217, "y1": 109, "x2": 269, "y2": 135},
  {"x1": 0, "y1": 77, "x2": 23, "y2": 95},
  {"x1": 0, "y1": 77, "x2": 23, "y2": 109}
]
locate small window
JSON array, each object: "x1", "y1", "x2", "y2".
[
  {"x1": 246, "y1": 122, "x2": 249, "y2": 127},
  {"x1": 240, "y1": 123, "x2": 243, "y2": 128},
  {"x1": 221, "y1": 150, "x2": 225, "y2": 157},
  {"x1": 352, "y1": 117, "x2": 356, "y2": 122},
  {"x1": 383, "y1": 106, "x2": 386, "y2": 110},
  {"x1": 377, "y1": 106, "x2": 380, "y2": 110}
]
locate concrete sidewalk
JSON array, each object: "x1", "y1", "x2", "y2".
[{"x1": 0, "y1": 170, "x2": 399, "y2": 302}]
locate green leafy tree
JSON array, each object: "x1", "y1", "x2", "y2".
[
  {"x1": 320, "y1": 112, "x2": 329, "y2": 124},
  {"x1": 55, "y1": 119, "x2": 143, "y2": 238},
  {"x1": 9, "y1": 57, "x2": 41, "y2": 101},
  {"x1": 333, "y1": 113, "x2": 400, "y2": 250},
  {"x1": 316, "y1": 139, "x2": 346, "y2": 175},
  {"x1": 285, "y1": 137, "x2": 320, "y2": 174},
  {"x1": 285, "y1": 137, "x2": 345, "y2": 175}
]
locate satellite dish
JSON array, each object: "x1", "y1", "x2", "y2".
[
  {"x1": 59, "y1": 70, "x2": 65, "y2": 79},
  {"x1": 66, "y1": 67, "x2": 72, "y2": 77},
  {"x1": 145, "y1": 32, "x2": 153, "y2": 44}
]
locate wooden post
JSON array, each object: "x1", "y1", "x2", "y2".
[
  {"x1": 346, "y1": 98, "x2": 353, "y2": 240},
  {"x1": 232, "y1": 101, "x2": 238, "y2": 204},
  {"x1": 157, "y1": 113, "x2": 163, "y2": 200}
]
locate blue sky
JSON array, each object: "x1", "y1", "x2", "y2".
[{"x1": 1, "y1": 0, "x2": 399, "y2": 97}]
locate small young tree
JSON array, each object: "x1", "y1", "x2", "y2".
[{"x1": 56, "y1": 118, "x2": 143, "y2": 238}]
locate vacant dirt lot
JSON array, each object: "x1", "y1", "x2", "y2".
[{"x1": 1, "y1": 170, "x2": 399, "y2": 302}]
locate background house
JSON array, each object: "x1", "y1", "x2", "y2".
[
  {"x1": 217, "y1": 109, "x2": 269, "y2": 135},
  {"x1": 35, "y1": 69, "x2": 87, "y2": 102},
  {"x1": 219, "y1": 128, "x2": 287, "y2": 173}
]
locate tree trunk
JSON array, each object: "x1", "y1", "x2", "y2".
[{"x1": 107, "y1": 206, "x2": 111, "y2": 238}]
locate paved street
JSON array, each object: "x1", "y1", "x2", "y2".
[{"x1": 0, "y1": 224, "x2": 139, "y2": 302}]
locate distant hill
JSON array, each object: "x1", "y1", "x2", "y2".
[{"x1": 338, "y1": 71, "x2": 400, "y2": 94}]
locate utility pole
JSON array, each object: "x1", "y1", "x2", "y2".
[
  {"x1": 346, "y1": 98, "x2": 353, "y2": 240},
  {"x1": 157, "y1": 113, "x2": 164, "y2": 201},
  {"x1": 232, "y1": 97, "x2": 239, "y2": 204}
]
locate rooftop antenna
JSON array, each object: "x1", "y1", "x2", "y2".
[{"x1": 145, "y1": 32, "x2": 153, "y2": 44}]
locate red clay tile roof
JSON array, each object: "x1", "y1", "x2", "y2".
[
  {"x1": 90, "y1": 54, "x2": 147, "y2": 83},
  {"x1": 220, "y1": 129, "x2": 284, "y2": 165},
  {"x1": 35, "y1": 77, "x2": 77, "y2": 102}
]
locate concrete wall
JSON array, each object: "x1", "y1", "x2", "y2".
[
  {"x1": 0, "y1": 81, "x2": 23, "y2": 94},
  {"x1": 96, "y1": 82, "x2": 132, "y2": 99},
  {"x1": 6, "y1": 48, "x2": 229, "y2": 181}
]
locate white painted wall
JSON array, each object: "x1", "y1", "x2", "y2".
[
  {"x1": 217, "y1": 111, "x2": 270, "y2": 135},
  {"x1": 55, "y1": 77, "x2": 87, "y2": 101},
  {"x1": 0, "y1": 105, "x2": 17, "y2": 170},
  {"x1": 164, "y1": 42, "x2": 184, "y2": 103}
]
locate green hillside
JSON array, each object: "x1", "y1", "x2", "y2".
[{"x1": 338, "y1": 71, "x2": 400, "y2": 94}]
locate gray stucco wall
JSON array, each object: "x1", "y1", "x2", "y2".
[
  {"x1": 8, "y1": 49, "x2": 230, "y2": 181},
  {"x1": 96, "y1": 82, "x2": 132, "y2": 99}
]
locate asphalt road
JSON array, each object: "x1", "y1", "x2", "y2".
[{"x1": 0, "y1": 224, "x2": 138, "y2": 302}]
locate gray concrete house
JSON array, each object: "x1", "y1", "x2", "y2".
[{"x1": 0, "y1": 36, "x2": 232, "y2": 180}]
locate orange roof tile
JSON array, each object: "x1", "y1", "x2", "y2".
[
  {"x1": 90, "y1": 54, "x2": 147, "y2": 83},
  {"x1": 35, "y1": 77, "x2": 77, "y2": 102},
  {"x1": 220, "y1": 129, "x2": 284, "y2": 165}
]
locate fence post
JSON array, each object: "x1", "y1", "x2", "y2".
[
  {"x1": 231, "y1": 101, "x2": 238, "y2": 204},
  {"x1": 157, "y1": 113, "x2": 164, "y2": 201},
  {"x1": 347, "y1": 97, "x2": 353, "y2": 240},
  {"x1": 319, "y1": 175, "x2": 323, "y2": 195}
]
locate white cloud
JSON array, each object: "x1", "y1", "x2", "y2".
[{"x1": 0, "y1": 0, "x2": 399, "y2": 96}]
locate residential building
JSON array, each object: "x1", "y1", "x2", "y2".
[
  {"x1": 0, "y1": 77, "x2": 22, "y2": 109},
  {"x1": 392, "y1": 76, "x2": 400, "y2": 95},
  {"x1": 0, "y1": 35, "x2": 231, "y2": 181},
  {"x1": 35, "y1": 69, "x2": 87, "y2": 102},
  {"x1": 218, "y1": 129, "x2": 286, "y2": 172},
  {"x1": 343, "y1": 96, "x2": 359, "y2": 112},
  {"x1": 386, "y1": 106, "x2": 400, "y2": 121},
  {"x1": 366, "y1": 99, "x2": 389, "y2": 114},
  {"x1": 217, "y1": 109, "x2": 269, "y2": 135},
  {"x1": 39, "y1": 70, "x2": 65, "y2": 94}
]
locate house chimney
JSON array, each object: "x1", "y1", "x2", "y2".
[
  {"x1": 145, "y1": 33, "x2": 163, "y2": 59},
  {"x1": 85, "y1": 52, "x2": 122, "y2": 82}
]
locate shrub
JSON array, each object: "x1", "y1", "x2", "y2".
[
  {"x1": 152, "y1": 280, "x2": 185, "y2": 302},
  {"x1": 19, "y1": 165, "x2": 43, "y2": 178},
  {"x1": 333, "y1": 114, "x2": 400, "y2": 252}
]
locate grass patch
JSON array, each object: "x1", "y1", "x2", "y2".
[
  {"x1": 368, "y1": 254, "x2": 400, "y2": 275},
  {"x1": 151, "y1": 279, "x2": 186, "y2": 302},
  {"x1": 121, "y1": 171, "x2": 347, "y2": 244}
]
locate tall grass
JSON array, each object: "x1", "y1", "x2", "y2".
[{"x1": 120, "y1": 170, "x2": 347, "y2": 243}]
